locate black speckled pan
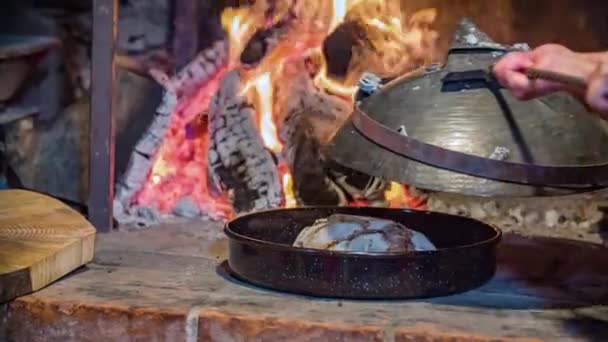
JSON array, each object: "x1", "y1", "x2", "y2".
[{"x1": 224, "y1": 207, "x2": 501, "y2": 299}]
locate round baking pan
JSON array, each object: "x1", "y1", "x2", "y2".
[{"x1": 224, "y1": 207, "x2": 501, "y2": 299}]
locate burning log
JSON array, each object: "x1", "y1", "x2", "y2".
[
  {"x1": 112, "y1": 1, "x2": 442, "y2": 226},
  {"x1": 114, "y1": 51, "x2": 172, "y2": 82},
  {"x1": 345, "y1": 6, "x2": 439, "y2": 84},
  {"x1": 275, "y1": 64, "x2": 345, "y2": 205},
  {"x1": 281, "y1": 108, "x2": 345, "y2": 206},
  {"x1": 276, "y1": 63, "x2": 387, "y2": 206},
  {"x1": 114, "y1": 40, "x2": 228, "y2": 225},
  {"x1": 207, "y1": 70, "x2": 283, "y2": 213}
]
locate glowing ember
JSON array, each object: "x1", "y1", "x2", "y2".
[
  {"x1": 134, "y1": 65, "x2": 233, "y2": 218},
  {"x1": 385, "y1": 182, "x2": 428, "y2": 210},
  {"x1": 133, "y1": 0, "x2": 439, "y2": 218},
  {"x1": 280, "y1": 162, "x2": 297, "y2": 208}
]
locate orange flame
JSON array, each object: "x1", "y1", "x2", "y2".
[
  {"x1": 280, "y1": 162, "x2": 297, "y2": 208},
  {"x1": 385, "y1": 182, "x2": 408, "y2": 208},
  {"x1": 329, "y1": 0, "x2": 354, "y2": 32},
  {"x1": 252, "y1": 72, "x2": 282, "y2": 153},
  {"x1": 385, "y1": 182, "x2": 428, "y2": 210},
  {"x1": 221, "y1": 7, "x2": 264, "y2": 65},
  {"x1": 136, "y1": 0, "x2": 438, "y2": 217}
]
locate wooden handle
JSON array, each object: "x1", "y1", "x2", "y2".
[{"x1": 526, "y1": 68, "x2": 587, "y2": 89}]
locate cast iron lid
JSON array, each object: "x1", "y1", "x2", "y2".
[{"x1": 327, "y1": 19, "x2": 608, "y2": 197}]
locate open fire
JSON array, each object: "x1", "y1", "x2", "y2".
[{"x1": 115, "y1": 0, "x2": 438, "y2": 224}]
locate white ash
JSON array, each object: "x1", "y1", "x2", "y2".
[
  {"x1": 425, "y1": 192, "x2": 604, "y2": 241},
  {"x1": 489, "y1": 146, "x2": 510, "y2": 161},
  {"x1": 113, "y1": 201, "x2": 163, "y2": 228},
  {"x1": 173, "y1": 197, "x2": 201, "y2": 218},
  {"x1": 397, "y1": 125, "x2": 408, "y2": 137},
  {"x1": 293, "y1": 214, "x2": 436, "y2": 253}
]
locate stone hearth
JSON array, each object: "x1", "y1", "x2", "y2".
[{"x1": 2, "y1": 222, "x2": 608, "y2": 341}]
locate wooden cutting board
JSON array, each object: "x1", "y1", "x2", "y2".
[{"x1": 0, "y1": 189, "x2": 96, "y2": 303}]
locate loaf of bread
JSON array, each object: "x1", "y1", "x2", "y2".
[{"x1": 293, "y1": 214, "x2": 436, "y2": 253}]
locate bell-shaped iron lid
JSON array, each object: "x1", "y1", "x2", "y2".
[{"x1": 327, "y1": 19, "x2": 608, "y2": 197}]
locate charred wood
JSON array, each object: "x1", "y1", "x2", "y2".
[
  {"x1": 325, "y1": 161, "x2": 388, "y2": 206},
  {"x1": 207, "y1": 70, "x2": 283, "y2": 213},
  {"x1": 275, "y1": 63, "x2": 350, "y2": 145},
  {"x1": 281, "y1": 109, "x2": 345, "y2": 206},
  {"x1": 276, "y1": 63, "x2": 386, "y2": 206},
  {"x1": 114, "y1": 40, "x2": 228, "y2": 224},
  {"x1": 345, "y1": 8, "x2": 439, "y2": 84},
  {"x1": 115, "y1": 51, "x2": 172, "y2": 81}
]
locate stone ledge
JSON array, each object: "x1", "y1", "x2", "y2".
[
  {"x1": 198, "y1": 310, "x2": 384, "y2": 342},
  {"x1": 5, "y1": 220, "x2": 608, "y2": 341},
  {"x1": 7, "y1": 298, "x2": 188, "y2": 342},
  {"x1": 395, "y1": 324, "x2": 543, "y2": 342},
  {"x1": 8, "y1": 298, "x2": 553, "y2": 342},
  {"x1": 6, "y1": 298, "x2": 384, "y2": 342}
]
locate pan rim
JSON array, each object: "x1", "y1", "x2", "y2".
[{"x1": 224, "y1": 206, "x2": 502, "y2": 259}]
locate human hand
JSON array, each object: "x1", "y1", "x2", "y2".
[
  {"x1": 493, "y1": 44, "x2": 594, "y2": 100},
  {"x1": 586, "y1": 63, "x2": 608, "y2": 118}
]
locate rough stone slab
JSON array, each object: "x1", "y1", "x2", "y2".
[
  {"x1": 5, "y1": 221, "x2": 608, "y2": 341},
  {"x1": 395, "y1": 325, "x2": 542, "y2": 342},
  {"x1": 7, "y1": 299, "x2": 188, "y2": 342},
  {"x1": 198, "y1": 311, "x2": 384, "y2": 342}
]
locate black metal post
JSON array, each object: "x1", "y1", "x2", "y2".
[{"x1": 89, "y1": 0, "x2": 117, "y2": 232}]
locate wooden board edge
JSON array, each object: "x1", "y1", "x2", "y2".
[{"x1": 28, "y1": 235, "x2": 96, "y2": 292}]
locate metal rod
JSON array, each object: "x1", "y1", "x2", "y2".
[
  {"x1": 89, "y1": 0, "x2": 117, "y2": 233},
  {"x1": 526, "y1": 67, "x2": 588, "y2": 89}
]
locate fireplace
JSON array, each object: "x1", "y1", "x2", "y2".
[
  {"x1": 99, "y1": 0, "x2": 608, "y2": 247},
  {"x1": 112, "y1": 0, "x2": 440, "y2": 227},
  {"x1": 2, "y1": 0, "x2": 608, "y2": 237}
]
